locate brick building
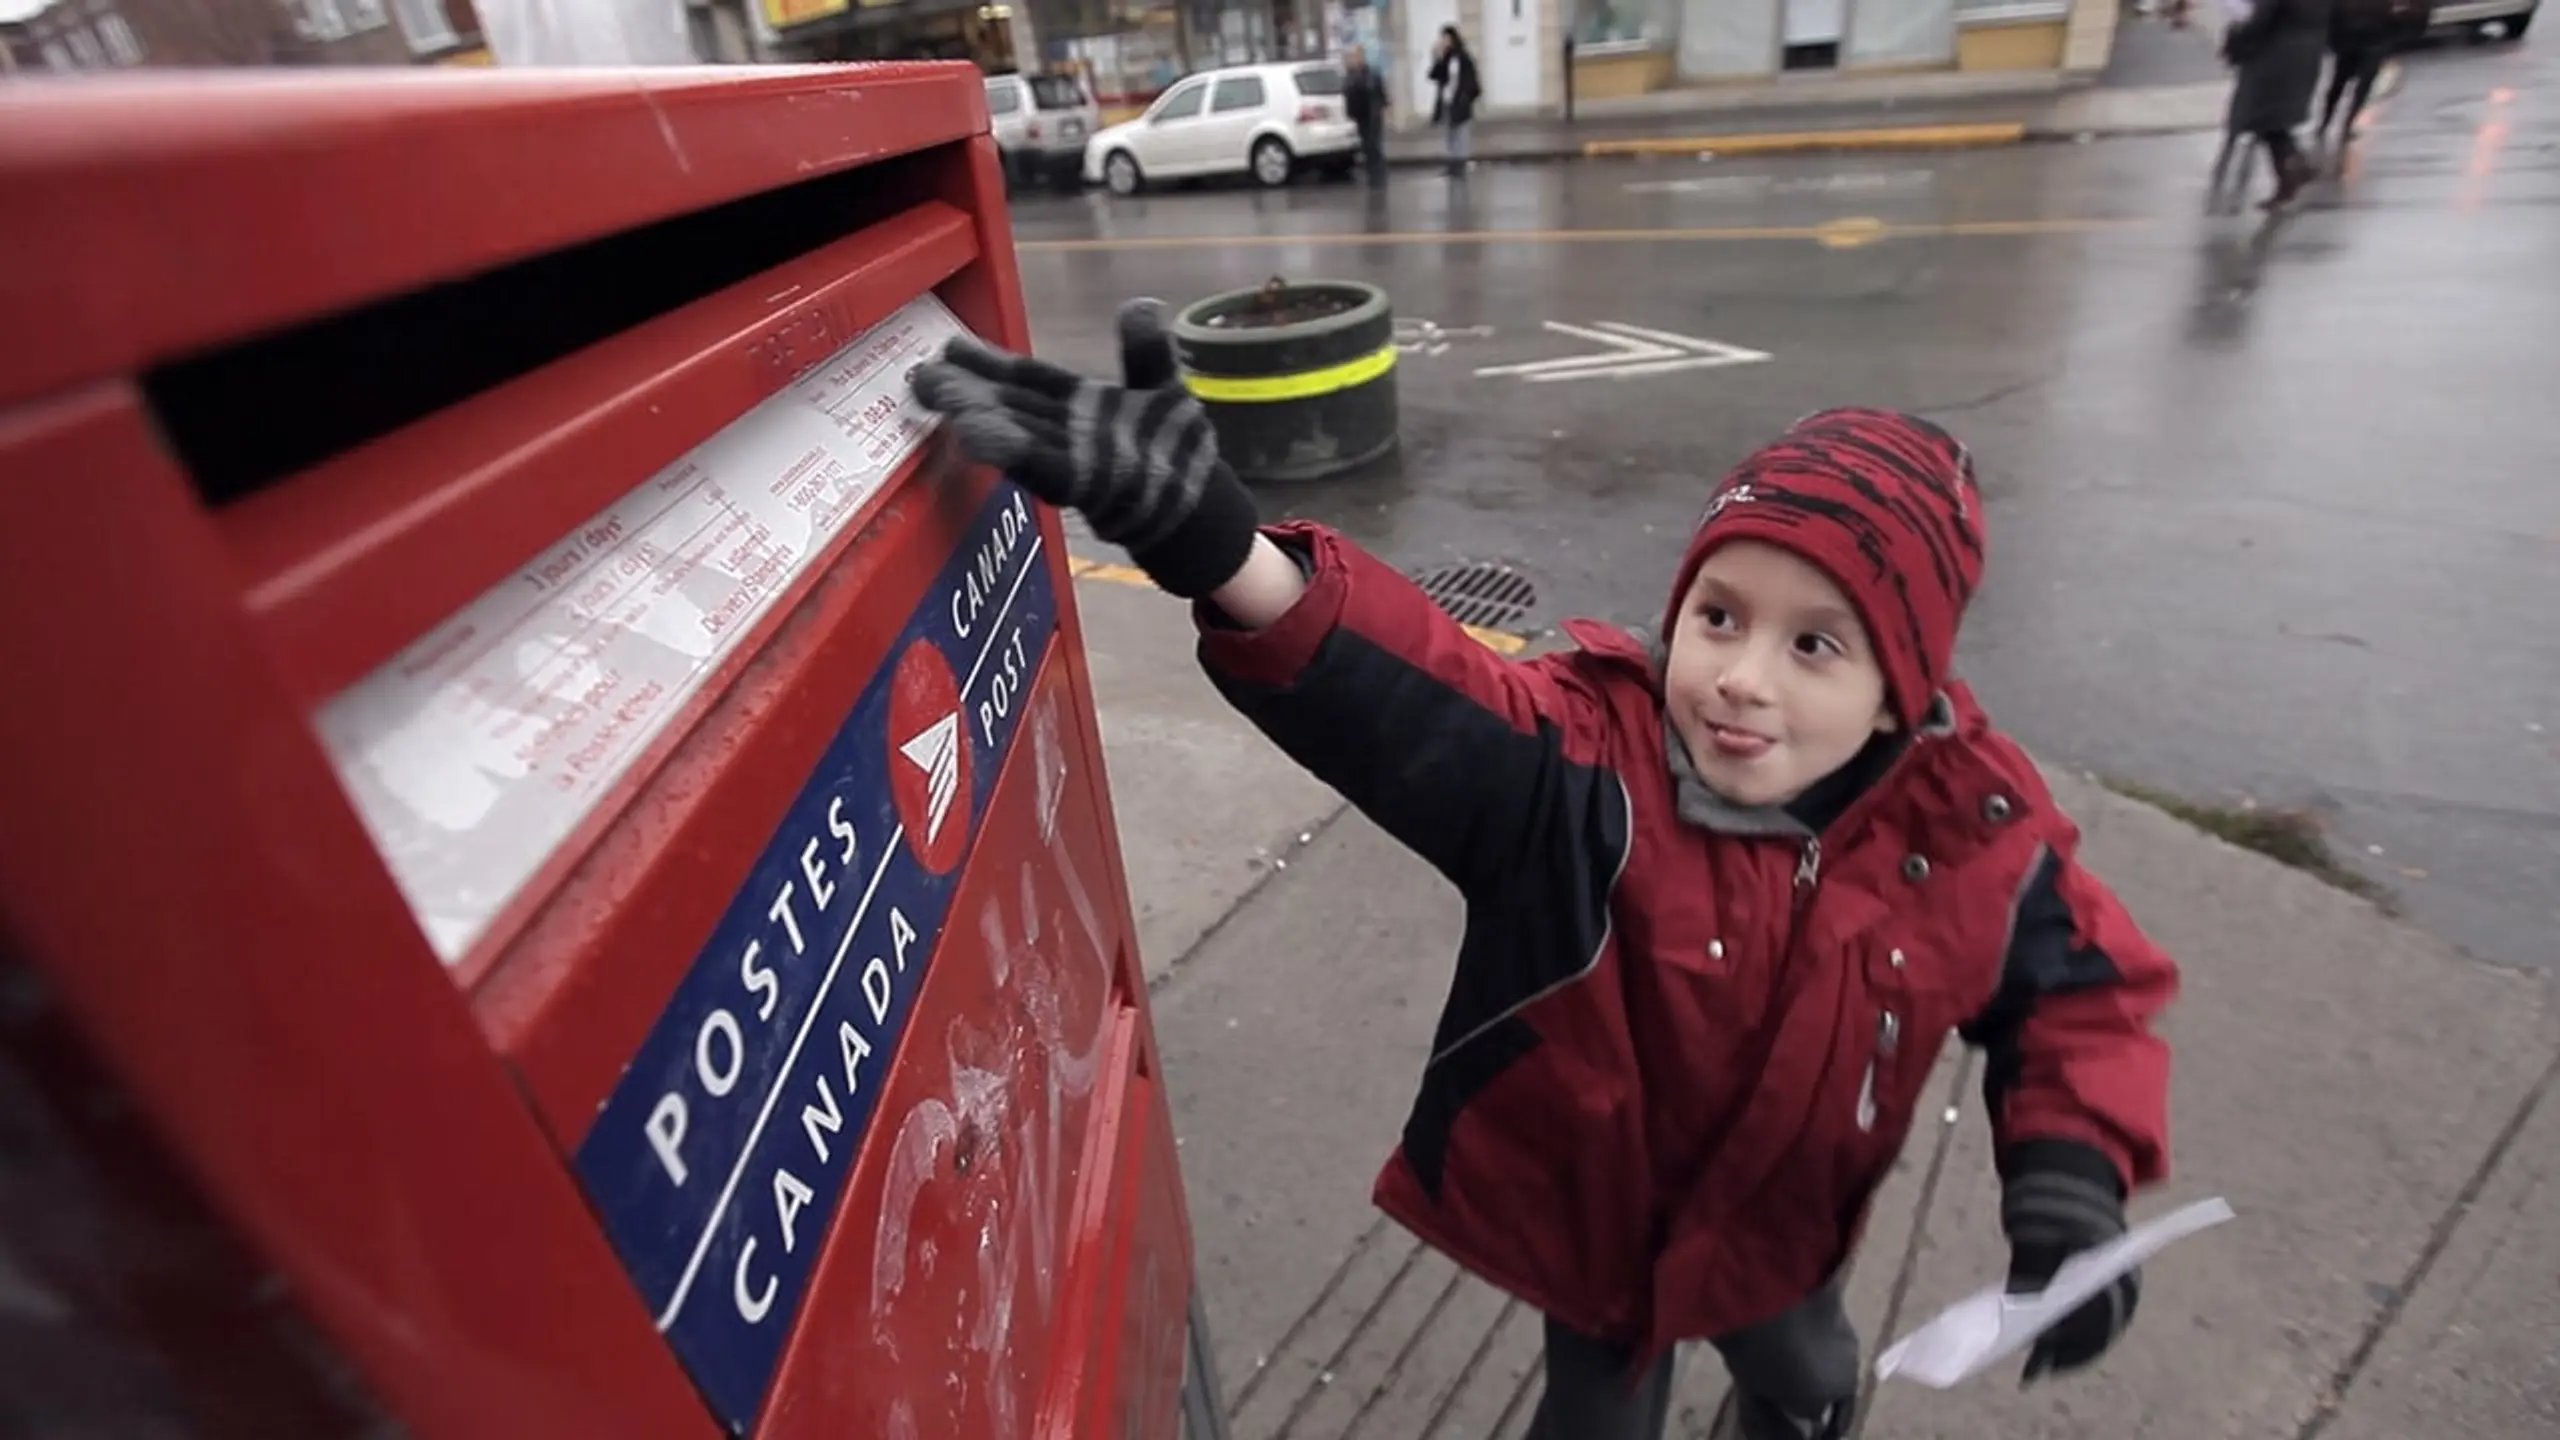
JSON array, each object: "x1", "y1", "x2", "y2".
[{"x1": 2, "y1": 0, "x2": 483, "y2": 71}]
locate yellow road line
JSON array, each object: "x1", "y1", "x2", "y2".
[
  {"x1": 1015, "y1": 215, "x2": 2146, "y2": 254},
  {"x1": 1067, "y1": 554, "x2": 1529, "y2": 654},
  {"x1": 1583, "y1": 121, "x2": 2026, "y2": 158},
  {"x1": 1068, "y1": 556, "x2": 1156, "y2": 587}
]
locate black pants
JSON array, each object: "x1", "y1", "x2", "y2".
[
  {"x1": 2322, "y1": 45, "x2": 2386, "y2": 136},
  {"x1": 2255, "y1": 126, "x2": 2302, "y2": 174},
  {"x1": 1358, "y1": 121, "x2": 1387, "y2": 184},
  {"x1": 1525, "y1": 1276, "x2": 1860, "y2": 1440}
]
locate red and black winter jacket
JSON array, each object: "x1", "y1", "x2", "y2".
[{"x1": 1194, "y1": 523, "x2": 2180, "y2": 1361}]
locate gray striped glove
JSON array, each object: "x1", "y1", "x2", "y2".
[
  {"x1": 910, "y1": 298, "x2": 1262, "y2": 600},
  {"x1": 2002, "y1": 1141, "x2": 2140, "y2": 1384}
]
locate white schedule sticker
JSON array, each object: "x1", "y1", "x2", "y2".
[{"x1": 318, "y1": 293, "x2": 970, "y2": 965}]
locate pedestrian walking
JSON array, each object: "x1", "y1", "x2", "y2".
[
  {"x1": 1343, "y1": 43, "x2": 1390, "y2": 187},
  {"x1": 2320, "y1": 0, "x2": 2425, "y2": 148},
  {"x1": 2223, "y1": 0, "x2": 2334, "y2": 207},
  {"x1": 910, "y1": 301, "x2": 2182, "y2": 1440},
  {"x1": 1427, "y1": 25, "x2": 1480, "y2": 177}
]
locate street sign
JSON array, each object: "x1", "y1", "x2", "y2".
[{"x1": 1473, "y1": 321, "x2": 1772, "y2": 384}]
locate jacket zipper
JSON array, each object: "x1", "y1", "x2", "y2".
[
  {"x1": 1787, "y1": 711, "x2": 1935, "y2": 1135},
  {"x1": 1855, "y1": 1008, "x2": 1900, "y2": 1133}
]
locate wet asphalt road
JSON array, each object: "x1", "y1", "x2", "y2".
[{"x1": 999, "y1": 39, "x2": 2560, "y2": 973}]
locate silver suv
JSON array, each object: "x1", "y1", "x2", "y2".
[{"x1": 985, "y1": 72, "x2": 1100, "y2": 190}]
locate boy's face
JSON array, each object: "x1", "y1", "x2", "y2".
[{"x1": 1663, "y1": 539, "x2": 1897, "y2": 808}]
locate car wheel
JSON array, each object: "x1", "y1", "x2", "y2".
[
  {"x1": 2504, "y1": 8, "x2": 2533, "y2": 36},
  {"x1": 1251, "y1": 136, "x2": 1295, "y2": 188},
  {"x1": 1105, "y1": 150, "x2": 1143, "y2": 196}
]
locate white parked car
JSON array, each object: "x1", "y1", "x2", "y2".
[
  {"x1": 985, "y1": 71, "x2": 1101, "y2": 188},
  {"x1": 1082, "y1": 62, "x2": 1359, "y2": 196}
]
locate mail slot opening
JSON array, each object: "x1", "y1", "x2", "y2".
[{"x1": 144, "y1": 146, "x2": 962, "y2": 509}]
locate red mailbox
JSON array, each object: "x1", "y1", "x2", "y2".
[{"x1": 0, "y1": 64, "x2": 1210, "y2": 1439}]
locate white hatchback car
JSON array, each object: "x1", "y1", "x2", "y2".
[{"x1": 1082, "y1": 62, "x2": 1360, "y2": 196}]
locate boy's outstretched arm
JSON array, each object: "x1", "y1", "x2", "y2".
[
  {"x1": 913, "y1": 300, "x2": 1618, "y2": 896},
  {"x1": 1204, "y1": 531, "x2": 1312, "y2": 629},
  {"x1": 1960, "y1": 839, "x2": 2180, "y2": 1382},
  {"x1": 1187, "y1": 519, "x2": 1620, "y2": 895}
]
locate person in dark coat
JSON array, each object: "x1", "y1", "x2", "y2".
[
  {"x1": 1342, "y1": 43, "x2": 1390, "y2": 187},
  {"x1": 1426, "y1": 24, "x2": 1481, "y2": 177},
  {"x1": 2320, "y1": 0, "x2": 2426, "y2": 147},
  {"x1": 913, "y1": 302, "x2": 2183, "y2": 1440},
  {"x1": 2223, "y1": 0, "x2": 2335, "y2": 206}
]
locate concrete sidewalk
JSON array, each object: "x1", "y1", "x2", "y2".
[
  {"x1": 1376, "y1": 37, "x2": 2379, "y2": 166},
  {"x1": 1067, "y1": 567, "x2": 2560, "y2": 1439},
  {"x1": 1377, "y1": 81, "x2": 2239, "y2": 167}
]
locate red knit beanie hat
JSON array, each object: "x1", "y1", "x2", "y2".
[{"x1": 1662, "y1": 408, "x2": 1985, "y2": 728}]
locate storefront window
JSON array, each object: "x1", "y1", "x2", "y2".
[
  {"x1": 1183, "y1": 0, "x2": 1274, "y2": 67},
  {"x1": 1573, "y1": 0, "x2": 1674, "y2": 46},
  {"x1": 1045, "y1": 0, "x2": 1320, "y2": 105},
  {"x1": 1053, "y1": 7, "x2": 1186, "y2": 106}
]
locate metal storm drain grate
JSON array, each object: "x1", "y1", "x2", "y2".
[{"x1": 1411, "y1": 560, "x2": 1538, "y2": 633}]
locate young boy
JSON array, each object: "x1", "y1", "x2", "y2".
[{"x1": 912, "y1": 302, "x2": 2179, "y2": 1440}]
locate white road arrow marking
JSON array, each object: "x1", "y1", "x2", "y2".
[
  {"x1": 1473, "y1": 321, "x2": 1772, "y2": 384},
  {"x1": 1394, "y1": 319, "x2": 1495, "y2": 356}
]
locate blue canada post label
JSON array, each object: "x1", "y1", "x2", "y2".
[{"x1": 574, "y1": 481, "x2": 1055, "y2": 1430}]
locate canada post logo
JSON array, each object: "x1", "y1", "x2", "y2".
[
  {"x1": 574, "y1": 483, "x2": 1055, "y2": 1433},
  {"x1": 889, "y1": 642, "x2": 969, "y2": 874}
]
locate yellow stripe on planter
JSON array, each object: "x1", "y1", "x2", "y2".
[{"x1": 1180, "y1": 343, "x2": 1399, "y2": 404}]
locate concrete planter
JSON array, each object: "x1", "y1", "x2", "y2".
[{"x1": 1172, "y1": 280, "x2": 1399, "y2": 484}]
